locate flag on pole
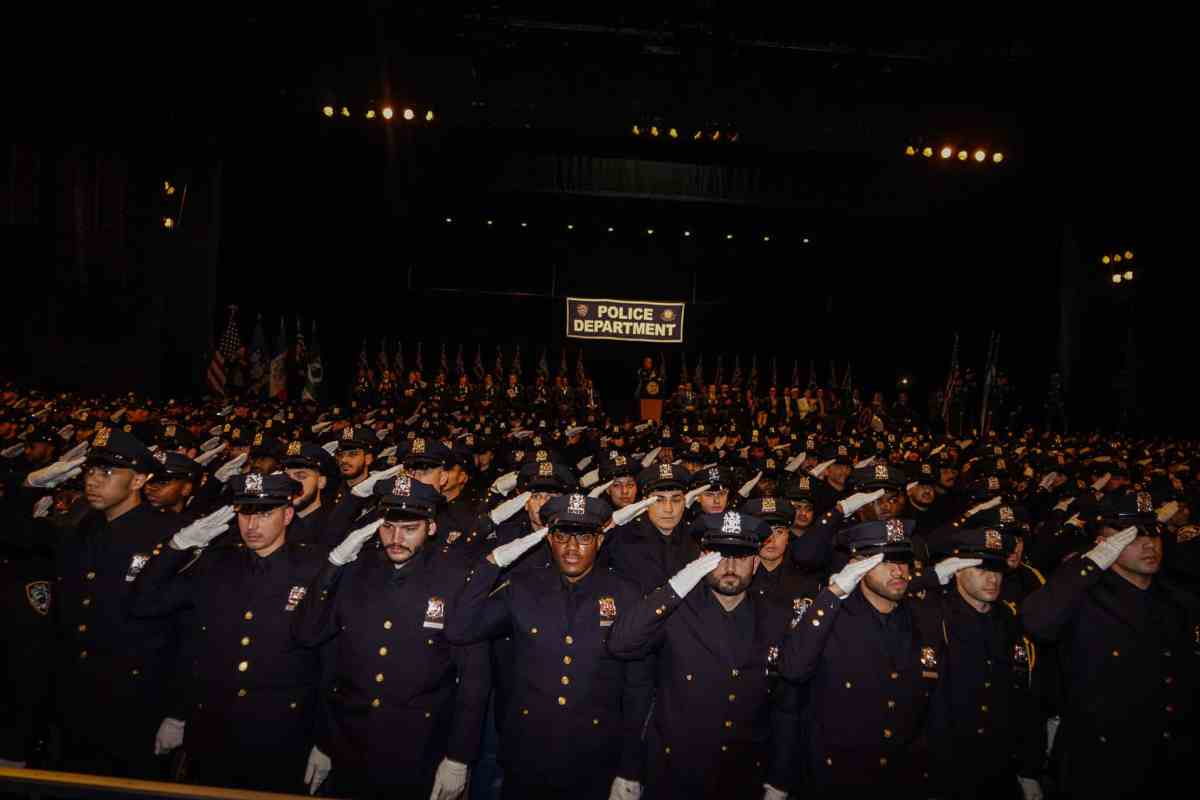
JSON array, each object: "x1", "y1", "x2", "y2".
[
  {"x1": 791, "y1": 359, "x2": 801, "y2": 388},
  {"x1": 748, "y1": 355, "x2": 759, "y2": 393},
  {"x1": 415, "y1": 342, "x2": 424, "y2": 374},
  {"x1": 269, "y1": 317, "x2": 288, "y2": 400},
  {"x1": 714, "y1": 354, "x2": 724, "y2": 387},
  {"x1": 303, "y1": 320, "x2": 324, "y2": 402},
  {"x1": 575, "y1": 348, "x2": 586, "y2": 385},
  {"x1": 207, "y1": 306, "x2": 241, "y2": 397},
  {"x1": 377, "y1": 339, "x2": 390, "y2": 378},
  {"x1": 394, "y1": 339, "x2": 405, "y2": 378},
  {"x1": 558, "y1": 349, "x2": 568, "y2": 379},
  {"x1": 829, "y1": 360, "x2": 839, "y2": 391},
  {"x1": 248, "y1": 314, "x2": 268, "y2": 399},
  {"x1": 807, "y1": 360, "x2": 817, "y2": 391},
  {"x1": 679, "y1": 355, "x2": 690, "y2": 388},
  {"x1": 357, "y1": 339, "x2": 369, "y2": 375},
  {"x1": 537, "y1": 349, "x2": 550, "y2": 380},
  {"x1": 455, "y1": 344, "x2": 465, "y2": 377},
  {"x1": 293, "y1": 319, "x2": 307, "y2": 383},
  {"x1": 439, "y1": 342, "x2": 449, "y2": 377},
  {"x1": 770, "y1": 357, "x2": 778, "y2": 388},
  {"x1": 494, "y1": 345, "x2": 504, "y2": 378},
  {"x1": 473, "y1": 345, "x2": 485, "y2": 380},
  {"x1": 693, "y1": 353, "x2": 704, "y2": 391},
  {"x1": 731, "y1": 355, "x2": 743, "y2": 388},
  {"x1": 512, "y1": 346, "x2": 522, "y2": 378},
  {"x1": 659, "y1": 351, "x2": 668, "y2": 387}
]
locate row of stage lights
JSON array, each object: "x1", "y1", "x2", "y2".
[
  {"x1": 321, "y1": 105, "x2": 436, "y2": 122},
  {"x1": 441, "y1": 216, "x2": 808, "y2": 244},
  {"x1": 1103, "y1": 250, "x2": 1137, "y2": 284},
  {"x1": 905, "y1": 144, "x2": 1005, "y2": 164},
  {"x1": 633, "y1": 124, "x2": 739, "y2": 142}
]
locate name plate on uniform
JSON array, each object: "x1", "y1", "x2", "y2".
[{"x1": 566, "y1": 297, "x2": 685, "y2": 343}]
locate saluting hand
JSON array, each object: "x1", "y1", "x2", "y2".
[
  {"x1": 829, "y1": 553, "x2": 884, "y2": 598},
  {"x1": 1083, "y1": 525, "x2": 1138, "y2": 570},
  {"x1": 329, "y1": 518, "x2": 385, "y2": 566},
  {"x1": 933, "y1": 557, "x2": 983, "y2": 586},
  {"x1": 837, "y1": 490, "x2": 886, "y2": 518},
  {"x1": 668, "y1": 551, "x2": 723, "y2": 598},
  {"x1": 171, "y1": 506, "x2": 236, "y2": 550},
  {"x1": 351, "y1": 463, "x2": 403, "y2": 498},
  {"x1": 489, "y1": 526, "x2": 549, "y2": 568}
]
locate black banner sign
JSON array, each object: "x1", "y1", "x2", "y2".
[{"x1": 566, "y1": 297, "x2": 685, "y2": 343}]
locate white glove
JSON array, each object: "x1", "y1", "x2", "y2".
[
  {"x1": 1084, "y1": 525, "x2": 1138, "y2": 570},
  {"x1": 576, "y1": 455, "x2": 594, "y2": 471},
  {"x1": 213, "y1": 452, "x2": 248, "y2": 483},
  {"x1": 1052, "y1": 496, "x2": 1075, "y2": 513},
  {"x1": 209, "y1": 424, "x2": 224, "y2": 437},
  {"x1": 837, "y1": 489, "x2": 886, "y2": 518},
  {"x1": 351, "y1": 464, "x2": 403, "y2": 498},
  {"x1": 612, "y1": 495, "x2": 657, "y2": 527},
  {"x1": 1091, "y1": 472, "x2": 1112, "y2": 492},
  {"x1": 154, "y1": 717, "x2": 185, "y2": 755},
  {"x1": 171, "y1": 506, "x2": 236, "y2": 550},
  {"x1": 580, "y1": 468, "x2": 601, "y2": 489},
  {"x1": 491, "y1": 526, "x2": 549, "y2": 568},
  {"x1": 1046, "y1": 716, "x2": 1061, "y2": 755},
  {"x1": 830, "y1": 553, "x2": 884, "y2": 597},
  {"x1": 712, "y1": 436, "x2": 726, "y2": 450},
  {"x1": 762, "y1": 784, "x2": 788, "y2": 800},
  {"x1": 641, "y1": 447, "x2": 662, "y2": 468},
  {"x1": 685, "y1": 483, "x2": 711, "y2": 508},
  {"x1": 853, "y1": 456, "x2": 876, "y2": 469},
  {"x1": 489, "y1": 492, "x2": 532, "y2": 525},
  {"x1": 329, "y1": 518, "x2": 385, "y2": 566},
  {"x1": 378, "y1": 445, "x2": 398, "y2": 459},
  {"x1": 26, "y1": 457, "x2": 86, "y2": 488},
  {"x1": 609, "y1": 776, "x2": 643, "y2": 800},
  {"x1": 1156, "y1": 501, "x2": 1180, "y2": 524},
  {"x1": 1017, "y1": 776, "x2": 1044, "y2": 800},
  {"x1": 929, "y1": 444, "x2": 946, "y2": 457},
  {"x1": 809, "y1": 458, "x2": 836, "y2": 478},
  {"x1": 110, "y1": 408, "x2": 127, "y2": 423},
  {"x1": 321, "y1": 440, "x2": 339, "y2": 455},
  {"x1": 668, "y1": 551, "x2": 723, "y2": 597},
  {"x1": 738, "y1": 471, "x2": 763, "y2": 498},
  {"x1": 933, "y1": 557, "x2": 983, "y2": 585},
  {"x1": 490, "y1": 471, "x2": 518, "y2": 496},
  {"x1": 32, "y1": 496, "x2": 53, "y2": 518},
  {"x1": 1038, "y1": 472, "x2": 1058, "y2": 491},
  {"x1": 566, "y1": 425, "x2": 588, "y2": 437},
  {"x1": 429, "y1": 757, "x2": 469, "y2": 800},
  {"x1": 311, "y1": 421, "x2": 333, "y2": 434},
  {"x1": 194, "y1": 442, "x2": 226, "y2": 466},
  {"x1": 784, "y1": 452, "x2": 806, "y2": 473},
  {"x1": 62, "y1": 440, "x2": 90, "y2": 461},
  {"x1": 588, "y1": 479, "x2": 614, "y2": 498},
  {"x1": 1, "y1": 443, "x2": 24, "y2": 459},
  {"x1": 304, "y1": 746, "x2": 331, "y2": 795},
  {"x1": 57, "y1": 424, "x2": 75, "y2": 440},
  {"x1": 965, "y1": 496, "x2": 1003, "y2": 517}
]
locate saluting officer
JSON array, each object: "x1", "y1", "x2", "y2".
[
  {"x1": 742, "y1": 497, "x2": 822, "y2": 606},
  {"x1": 51, "y1": 426, "x2": 180, "y2": 778},
  {"x1": 446, "y1": 494, "x2": 653, "y2": 800},
  {"x1": 788, "y1": 462, "x2": 902, "y2": 575},
  {"x1": 131, "y1": 473, "x2": 326, "y2": 792},
  {"x1": 291, "y1": 476, "x2": 490, "y2": 799},
  {"x1": 606, "y1": 511, "x2": 800, "y2": 800},
  {"x1": 778, "y1": 519, "x2": 946, "y2": 798},
  {"x1": 604, "y1": 463, "x2": 698, "y2": 594},
  {"x1": 1022, "y1": 492, "x2": 1200, "y2": 799},
  {"x1": 909, "y1": 528, "x2": 1046, "y2": 800}
]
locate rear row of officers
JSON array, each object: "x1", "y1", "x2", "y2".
[{"x1": 2, "y1": 422, "x2": 1198, "y2": 800}]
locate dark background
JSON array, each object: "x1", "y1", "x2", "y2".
[{"x1": 0, "y1": 7, "x2": 1180, "y2": 431}]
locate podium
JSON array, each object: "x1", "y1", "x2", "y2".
[
  {"x1": 639, "y1": 373, "x2": 664, "y2": 421},
  {"x1": 639, "y1": 399, "x2": 663, "y2": 422}
]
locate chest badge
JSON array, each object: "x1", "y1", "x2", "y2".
[
  {"x1": 125, "y1": 553, "x2": 151, "y2": 583},
  {"x1": 26, "y1": 581, "x2": 51, "y2": 615},
  {"x1": 424, "y1": 596, "x2": 446, "y2": 629},
  {"x1": 285, "y1": 585, "x2": 307, "y2": 611},
  {"x1": 598, "y1": 596, "x2": 617, "y2": 627},
  {"x1": 920, "y1": 645, "x2": 939, "y2": 678}
]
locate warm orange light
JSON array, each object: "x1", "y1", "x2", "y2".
[
  {"x1": 905, "y1": 145, "x2": 916, "y2": 156},
  {"x1": 693, "y1": 130, "x2": 703, "y2": 140},
  {"x1": 1124, "y1": 250, "x2": 1133, "y2": 260},
  {"x1": 340, "y1": 107, "x2": 350, "y2": 117},
  {"x1": 1113, "y1": 254, "x2": 1123, "y2": 263},
  {"x1": 381, "y1": 107, "x2": 394, "y2": 120},
  {"x1": 940, "y1": 146, "x2": 953, "y2": 159},
  {"x1": 650, "y1": 126, "x2": 659, "y2": 137},
  {"x1": 1112, "y1": 274, "x2": 1122, "y2": 284}
]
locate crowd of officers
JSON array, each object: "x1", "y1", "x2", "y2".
[{"x1": 1, "y1": 380, "x2": 1198, "y2": 800}]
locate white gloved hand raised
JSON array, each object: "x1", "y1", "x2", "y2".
[
  {"x1": 25, "y1": 457, "x2": 86, "y2": 489},
  {"x1": 304, "y1": 746, "x2": 331, "y2": 795},
  {"x1": 329, "y1": 518, "x2": 385, "y2": 566},
  {"x1": 609, "y1": 776, "x2": 643, "y2": 800},
  {"x1": 1091, "y1": 472, "x2": 1112, "y2": 492},
  {"x1": 32, "y1": 496, "x2": 53, "y2": 519},
  {"x1": 490, "y1": 492, "x2": 532, "y2": 525},
  {"x1": 1017, "y1": 776, "x2": 1043, "y2": 800},
  {"x1": 830, "y1": 553, "x2": 884, "y2": 598},
  {"x1": 490, "y1": 526, "x2": 549, "y2": 568},
  {"x1": 1052, "y1": 496, "x2": 1075, "y2": 513},
  {"x1": 171, "y1": 506, "x2": 236, "y2": 550},
  {"x1": 1038, "y1": 472, "x2": 1058, "y2": 491},
  {"x1": 640, "y1": 447, "x2": 662, "y2": 468},
  {"x1": 784, "y1": 452, "x2": 807, "y2": 473},
  {"x1": 668, "y1": 551, "x2": 723, "y2": 597},
  {"x1": 154, "y1": 717, "x2": 185, "y2": 755},
  {"x1": 194, "y1": 441, "x2": 226, "y2": 466},
  {"x1": 1084, "y1": 525, "x2": 1138, "y2": 570},
  {"x1": 429, "y1": 757, "x2": 470, "y2": 800},
  {"x1": 964, "y1": 496, "x2": 1003, "y2": 517},
  {"x1": 762, "y1": 784, "x2": 788, "y2": 800},
  {"x1": 685, "y1": 483, "x2": 711, "y2": 508},
  {"x1": 612, "y1": 495, "x2": 657, "y2": 527},
  {"x1": 490, "y1": 471, "x2": 518, "y2": 496},
  {"x1": 738, "y1": 471, "x2": 763, "y2": 498},
  {"x1": 576, "y1": 455, "x2": 594, "y2": 471},
  {"x1": 62, "y1": 440, "x2": 89, "y2": 462},
  {"x1": 351, "y1": 464, "x2": 403, "y2": 498},
  {"x1": 1156, "y1": 501, "x2": 1180, "y2": 524},
  {"x1": 580, "y1": 468, "x2": 601, "y2": 489},
  {"x1": 213, "y1": 452, "x2": 248, "y2": 483},
  {"x1": 809, "y1": 458, "x2": 836, "y2": 478},
  {"x1": 837, "y1": 490, "x2": 886, "y2": 518},
  {"x1": 588, "y1": 479, "x2": 614, "y2": 498},
  {"x1": 933, "y1": 557, "x2": 983, "y2": 586}
]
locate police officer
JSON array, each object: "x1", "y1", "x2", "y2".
[
  {"x1": 606, "y1": 511, "x2": 799, "y2": 800},
  {"x1": 690, "y1": 465, "x2": 734, "y2": 516},
  {"x1": 787, "y1": 463, "x2": 901, "y2": 574},
  {"x1": 1022, "y1": 492, "x2": 1200, "y2": 799},
  {"x1": 130, "y1": 473, "x2": 326, "y2": 792},
  {"x1": 281, "y1": 440, "x2": 335, "y2": 547},
  {"x1": 447, "y1": 494, "x2": 653, "y2": 800},
  {"x1": 291, "y1": 477, "x2": 490, "y2": 798},
  {"x1": 604, "y1": 463, "x2": 698, "y2": 594},
  {"x1": 742, "y1": 497, "x2": 822, "y2": 605},
  {"x1": 143, "y1": 451, "x2": 203, "y2": 517},
  {"x1": 598, "y1": 451, "x2": 638, "y2": 510},
  {"x1": 909, "y1": 529, "x2": 1046, "y2": 800},
  {"x1": 48, "y1": 426, "x2": 180, "y2": 778},
  {"x1": 0, "y1": 531, "x2": 54, "y2": 768},
  {"x1": 778, "y1": 519, "x2": 946, "y2": 798}
]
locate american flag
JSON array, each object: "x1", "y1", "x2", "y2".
[{"x1": 207, "y1": 306, "x2": 241, "y2": 396}]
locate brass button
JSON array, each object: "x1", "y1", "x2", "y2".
[
  {"x1": 557, "y1": 696, "x2": 567, "y2": 706},
  {"x1": 728, "y1": 694, "x2": 736, "y2": 702},
  {"x1": 817, "y1": 609, "x2": 825, "y2": 616},
  {"x1": 521, "y1": 708, "x2": 529, "y2": 716},
  {"x1": 686, "y1": 674, "x2": 693, "y2": 681},
  {"x1": 425, "y1": 712, "x2": 432, "y2": 719},
  {"x1": 826, "y1": 757, "x2": 833, "y2": 766},
  {"x1": 563, "y1": 656, "x2": 572, "y2": 665},
  {"x1": 812, "y1": 619, "x2": 821, "y2": 626},
  {"x1": 427, "y1": 639, "x2": 434, "y2": 645},
  {"x1": 593, "y1": 719, "x2": 599, "y2": 726},
  {"x1": 237, "y1": 689, "x2": 247, "y2": 697},
  {"x1": 983, "y1": 682, "x2": 991, "y2": 688},
  {"x1": 241, "y1": 636, "x2": 251, "y2": 646},
  {"x1": 666, "y1": 747, "x2": 671, "y2": 755},
  {"x1": 86, "y1": 571, "x2": 95, "y2": 580},
  {"x1": 79, "y1": 650, "x2": 88, "y2": 659},
  {"x1": 655, "y1": 607, "x2": 663, "y2": 615},
  {"x1": 238, "y1": 660, "x2": 248, "y2": 672},
  {"x1": 384, "y1": 620, "x2": 392, "y2": 629},
  {"x1": 721, "y1": 745, "x2": 728, "y2": 752},
  {"x1": 561, "y1": 676, "x2": 570, "y2": 686},
  {"x1": 531, "y1": 627, "x2": 538, "y2": 634},
  {"x1": 1099, "y1": 736, "x2": 1107, "y2": 743},
  {"x1": 565, "y1": 635, "x2": 574, "y2": 645},
  {"x1": 290, "y1": 702, "x2": 297, "y2": 709},
  {"x1": 731, "y1": 669, "x2": 739, "y2": 677},
  {"x1": 131, "y1": 669, "x2": 140, "y2": 676},
  {"x1": 981, "y1": 705, "x2": 988, "y2": 712},
  {"x1": 371, "y1": 698, "x2": 380, "y2": 708},
  {"x1": 1080, "y1": 570, "x2": 1088, "y2": 576},
  {"x1": 879, "y1": 757, "x2": 888, "y2": 767},
  {"x1": 891, "y1": 672, "x2": 899, "y2": 680},
  {"x1": 375, "y1": 673, "x2": 384, "y2": 683},
  {"x1": 845, "y1": 681, "x2": 853, "y2": 689},
  {"x1": 724, "y1": 720, "x2": 733, "y2": 728},
  {"x1": 244, "y1": 611, "x2": 253, "y2": 620},
  {"x1": 78, "y1": 624, "x2": 87, "y2": 632},
  {"x1": 887, "y1": 700, "x2": 896, "y2": 709},
  {"x1": 379, "y1": 646, "x2": 389, "y2": 656},
  {"x1": 82, "y1": 597, "x2": 91, "y2": 606},
  {"x1": 883, "y1": 728, "x2": 892, "y2": 738},
  {"x1": 1112, "y1": 649, "x2": 1120, "y2": 657},
  {"x1": 978, "y1": 728, "x2": 986, "y2": 735}
]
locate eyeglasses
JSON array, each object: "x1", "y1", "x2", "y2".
[{"x1": 549, "y1": 532, "x2": 598, "y2": 546}]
